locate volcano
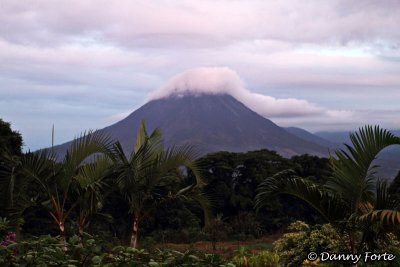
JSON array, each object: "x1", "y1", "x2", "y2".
[{"x1": 52, "y1": 93, "x2": 329, "y2": 158}]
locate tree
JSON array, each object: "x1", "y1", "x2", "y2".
[
  {"x1": 199, "y1": 150, "x2": 320, "y2": 233},
  {"x1": 256, "y1": 125, "x2": 400, "y2": 255},
  {"x1": 38, "y1": 131, "x2": 113, "y2": 244},
  {"x1": 200, "y1": 150, "x2": 291, "y2": 218},
  {"x1": 73, "y1": 155, "x2": 113, "y2": 239},
  {"x1": 0, "y1": 131, "x2": 114, "y2": 244},
  {"x1": 109, "y1": 121, "x2": 208, "y2": 248},
  {"x1": 0, "y1": 119, "x2": 23, "y2": 218},
  {"x1": 0, "y1": 119, "x2": 23, "y2": 156}
]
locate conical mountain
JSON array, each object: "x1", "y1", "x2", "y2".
[{"x1": 52, "y1": 93, "x2": 329, "y2": 158}]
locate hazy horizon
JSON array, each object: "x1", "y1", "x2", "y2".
[{"x1": 1, "y1": 1, "x2": 399, "y2": 151}]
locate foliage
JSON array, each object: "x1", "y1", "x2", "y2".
[
  {"x1": 0, "y1": 235, "x2": 101, "y2": 266},
  {"x1": 0, "y1": 235, "x2": 236, "y2": 266},
  {"x1": 0, "y1": 130, "x2": 115, "y2": 243},
  {"x1": 230, "y1": 212, "x2": 264, "y2": 239},
  {"x1": 291, "y1": 155, "x2": 330, "y2": 179},
  {"x1": 148, "y1": 228, "x2": 208, "y2": 244},
  {"x1": 93, "y1": 247, "x2": 235, "y2": 266},
  {"x1": 388, "y1": 171, "x2": 400, "y2": 201},
  {"x1": 73, "y1": 155, "x2": 113, "y2": 237},
  {"x1": 256, "y1": 126, "x2": 400, "y2": 252},
  {"x1": 147, "y1": 203, "x2": 202, "y2": 234},
  {"x1": 0, "y1": 118, "x2": 23, "y2": 219},
  {"x1": 201, "y1": 150, "x2": 324, "y2": 235},
  {"x1": 0, "y1": 118, "x2": 23, "y2": 156},
  {"x1": 3, "y1": 119, "x2": 400, "y2": 263},
  {"x1": 204, "y1": 214, "x2": 232, "y2": 250},
  {"x1": 0, "y1": 232, "x2": 16, "y2": 247},
  {"x1": 232, "y1": 246, "x2": 281, "y2": 267},
  {"x1": 201, "y1": 150, "x2": 290, "y2": 218},
  {"x1": 273, "y1": 221, "x2": 345, "y2": 267},
  {"x1": 247, "y1": 251, "x2": 280, "y2": 267},
  {"x1": 109, "y1": 120, "x2": 208, "y2": 247},
  {"x1": 0, "y1": 217, "x2": 11, "y2": 238},
  {"x1": 1, "y1": 117, "x2": 334, "y2": 241}
]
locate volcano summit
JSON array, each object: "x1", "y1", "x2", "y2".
[{"x1": 51, "y1": 68, "x2": 330, "y2": 157}]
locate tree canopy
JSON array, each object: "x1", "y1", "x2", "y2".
[{"x1": 0, "y1": 119, "x2": 23, "y2": 156}]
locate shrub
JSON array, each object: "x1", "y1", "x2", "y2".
[
  {"x1": 0, "y1": 234, "x2": 236, "y2": 266},
  {"x1": 273, "y1": 221, "x2": 345, "y2": 267},
  {"x1": 232, "y1": 246, "x2": 281, "y2": 267},
  {"x1": 0, "y1": 235, "x2": 102, "y2": 266},
  {"x1": 93, "y1": 247, "x2": 236, "y2": 266},
  {"x1": 248, "y1": 250, "x2": 280, "y2": 267},
  {"x1": 0, "y1": 217, "x2": 11, "y2": 238}
]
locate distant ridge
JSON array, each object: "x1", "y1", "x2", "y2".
[
  {"x1": 314, "y1": 129, "x2": 400, "y2": 179},
  {"x1": 285, "y1": 127, "x2": 338, "y2": 149}
]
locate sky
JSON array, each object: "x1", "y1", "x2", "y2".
[{"x1": 0, "y1": 0, "x2": 400, "y2": 151}]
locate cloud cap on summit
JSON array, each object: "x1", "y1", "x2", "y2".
[{"x1": 150, "y1": 67, "x2": 351, "y2": 119}]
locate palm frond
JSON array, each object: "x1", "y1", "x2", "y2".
[
  {"x1": 0, "y1": 153, "x2": 20, "y2": 208},
  {"x1": 328, "y1": 126, "x2": 400, "y2": 208},
  {"x1": 107, "y1": 142, "x2": 129, "y2": 164},
  {"x1": 182, "y1": 191, "x2": 213, "y2": 226},
  {"x1": 20, "y1": 150, "x2": 57, "y2": 194},
  {"x1": 361, "y1": 209, "x2": 400, "y2": 225},
  {"x1": 255, "y1": 169, "x2": 348, "y2": 223},
  {"x1": 160, "y1": 144, "x2": 204, "y2": 186},
  {"x1": 360, "y1": 181, "x2": 400, "y2": 225},
  {"x1": 75, "y1": 156, "x2": 112, "y2": 189},
  {"x1": 64, "y1": 130, "x2": 114, "y2": 172},
  {"x1": 134, "y1": 120, "x2": 162, "y2": 154}
]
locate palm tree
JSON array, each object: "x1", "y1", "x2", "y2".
[
  {"x1": 0, "y1": 149, "x2": 55, "y2": 238},
  {"x1": 109, "y1": 121, "x2": 208, "y2": 248},
  {"x1": 73, "y1": 155, "x2": 113, "y2": 239},
  {"x1": 43, "y1": 131, "x2": 113, "y2": 244},
  {"x1": 255, "y1": 125, "x2": 400, "y2": 254},
  {"x1": 1, "y1": 131, "x2": 113, "y2": 244}
]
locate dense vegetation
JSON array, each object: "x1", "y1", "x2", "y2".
[{"x1": 1, "y1": 118, "x2": 400, "y2": 266}]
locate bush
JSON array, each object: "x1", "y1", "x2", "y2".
[
  {"x1": 248, "y1": 250, "x2": 280, "y2": 267},
  {"x1": 273, "y1": 221, "x2": 345, "y2": 267},
  {"x1": 93, "y1": 247, "x2": 236, "y2": 266},
  {"x1": 0, "y1": 218, "x2": 16, "y2": 252},
  {"x1": 0, "y1": 234, "x2": 236, "y2": 266},
  {"x1": 0, "y1": 232, "x2": 16, "y2": 247},
  {"x1": 0, "y1": 217, "x2": 11, "y2": 238},
  {"x1": 232, "y1": 246, "x2": 281, "y2": 267},
  {"x1": 0, "y1": 235, "x2": 103, "y2": 266}
]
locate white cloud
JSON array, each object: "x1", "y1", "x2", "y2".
[
  {"x1": 150, "y1": 67, "x2": 351, "y2": 118},
  {"x1": 150, "y1": 67, "x2": 244, "y2": 99}
]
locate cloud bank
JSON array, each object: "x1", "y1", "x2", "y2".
[
  {"x1": 1, "y1": 0, "x2": 399, "y2": 150},
  {"x1": 150, "y1": 67, "x2": 351, "y2": 119},
  {"x1": 2, "y1": 1, "x2": 400, "y2": 50}
]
